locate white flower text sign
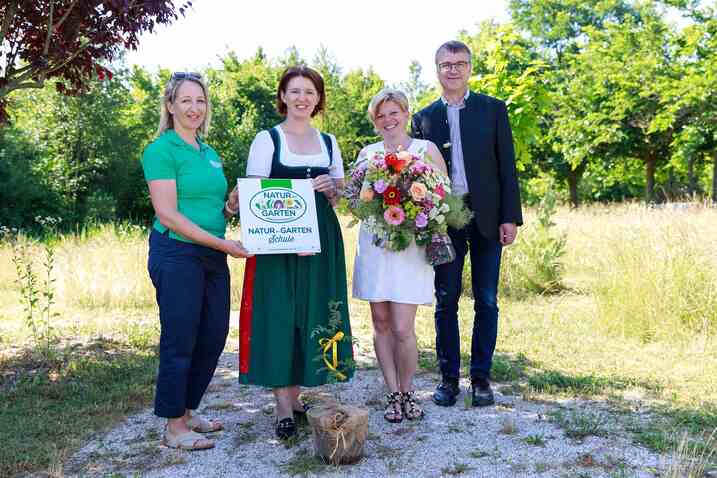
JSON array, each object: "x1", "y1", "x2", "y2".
[{"x1": 239, "y1": 178, "x2": 321, "y2": 254}]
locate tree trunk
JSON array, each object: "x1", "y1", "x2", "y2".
[
  {"x1": 567, "y1": 170, "x2": 580, "y2": 209},
  {"x1": 687, "y1": 155, "x2": 696, "y2": 197},
  {"x1": 645, "y1": 157, "x2": 657, "y2": 203},
  {"x1": 712, "y1": 150, "x2": 717, "y2": 205},
  {"x1": 566, "y1": 161, "x2": 586, "y2": 209}
]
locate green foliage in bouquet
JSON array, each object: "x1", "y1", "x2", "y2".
[
  {"x1": 336, "y1": 196, "x2": 382, "y2": 228},
  {"x1": 443, "y1": 194, "x2": 473, "y2": 230}
]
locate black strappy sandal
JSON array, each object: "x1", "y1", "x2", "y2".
[
  {"x1": 402, "y1": 391, "x2": 425, "y2": 420},
  {"x1": 292, "y1": 402, "x2": 313, "y2": 424},
  {"x1": 384, "y1": 392, "x2": 404, "y2": 423},
  {"x1": 275, "y1": 417, "x2": 297, "y2": 440},
  {"x1": 292, "y1": 402, "x2": 313, "y2": 417}
]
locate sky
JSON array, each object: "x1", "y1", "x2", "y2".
[{"x1": 125, "y1": 0, "x2": 509, "y2": 86}]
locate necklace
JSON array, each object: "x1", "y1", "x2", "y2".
[{"x1": 383, "y1": 137, "x2": 412, "y2": 153}]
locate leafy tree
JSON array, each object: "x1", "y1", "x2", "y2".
[
  {"x1": 0, "y1": 126, "x2": 66, "y2": 229},
  {"x1": 508, "y1": 0, "x2": 641, "y2": 206},
  {"x1": 509, "y1": 0, "x2": 640, "y2": 61},
  {"x1": 399, "y1": 60, "x2": 434, "y2": 112},
  {"x1": 209, "y1": 50, "x2": 282, "y2": 180},
  {"x1": 461, "y1": 22, "x2": 550, "y2": 172},
  {"x1": 312, "y1": 47, "x2": 384, "y2": 167},
  {"x1": 9, "y1": 59, "x2": 154, "y2": 224},
  {"x1": 651, "y1": 4, "x2": 717, "y2": 201},
  {"x1": 117, "y1": 65, "x2": 163, "y2": 219},
  {"x1": 555, "y1": 7, "x2": 676, "y2": 202},
  {"x1": 0, "y1": 0, "x2": 191, "y2": 123}
]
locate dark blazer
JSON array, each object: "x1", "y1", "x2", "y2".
[{"x1": 411, "y1": 91, "x2": 523, "y2": 241}]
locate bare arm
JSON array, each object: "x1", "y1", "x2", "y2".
[
  {"x1": 148, "y1": 180, "x2": 250, "y2": 258},
  {"x1": 426, "y1": 141, "x2": 448, "y2": 174}
]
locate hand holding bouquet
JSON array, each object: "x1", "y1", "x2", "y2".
[{"x1": 341, "y1": 147, "x2": 471, "y2": 265}]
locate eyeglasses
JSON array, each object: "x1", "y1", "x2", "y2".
[
  {"x1": 171, "y1": 71, "x2": 202, "y2": 81},
  {"x1": 438, "y1": 61, "x2": 470, "y2": 73}
]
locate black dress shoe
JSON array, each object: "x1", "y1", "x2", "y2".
[
  {"x1": 432, "y1": 378, "x2": 460, "y2": 407},
  {"x1": 275, "y1": 417, "x2": 297, "y2": 440},
  {"x1": 471, "y1": 378, "x2": 495, "y2": 407}
]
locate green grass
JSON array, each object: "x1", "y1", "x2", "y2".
[
  {"x1": 0, "y1": 336, "x2": 158, "y2": 477},
  {"x1": 548, "y1": 409, "x2": 608, "y2": 441},
  {"x1": 280, "y1": 448, "x2": 329, "y2": 476},
  {"x1": 524, "y1": 433, "x2": 546, "y2": 446},
  {"x1": 2, "y1": 205, "x2": 717, "y2": 474},
  {"x1": 441, "y1": 462, "x2": 473, "y2": 475}
]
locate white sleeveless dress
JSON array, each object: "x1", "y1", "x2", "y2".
[{"x1": 351, "y1": 140, "x2": 435, "y2": 305}]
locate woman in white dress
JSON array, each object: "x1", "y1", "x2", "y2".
[{"x1": 352, "y1": 89, "x2": 447, "y2": 423}]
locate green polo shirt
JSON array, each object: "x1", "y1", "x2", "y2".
[{"x1": 141, "y1": 130, "x2": 228, "y2": 243}]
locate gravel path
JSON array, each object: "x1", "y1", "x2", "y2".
[{"x1": 66, "y1": 349, "x2": 676, "y2": 478}]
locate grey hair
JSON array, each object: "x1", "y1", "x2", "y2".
[
  {"x1": 156, "y1": 77, "x2": 212, "y2": 137},
  {"x1": 435, "y1": 40, "x2": 472, "y2": 64}
]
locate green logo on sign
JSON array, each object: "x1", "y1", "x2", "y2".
[{"x1": 250, "y1": 188, "x2": 307, "y2": 224}]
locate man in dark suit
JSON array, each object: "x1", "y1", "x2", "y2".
[{"x1": 411, "y1": 40, "x2": 523, "y2": 407}]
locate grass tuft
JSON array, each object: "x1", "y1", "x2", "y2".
[
  {"x1": 281, "y1": 448, "x2": 329, "y2": 476},
  {"x1": 665, "y1": 429, "x2": 717, "y2": 478},
  {"x1": 549, "y1": 409, "x2": 608, "y2": 441}
]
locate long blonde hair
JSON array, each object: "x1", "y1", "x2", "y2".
[{"x1": 156, "y1": 76, "x2": 212, "y2": 137}]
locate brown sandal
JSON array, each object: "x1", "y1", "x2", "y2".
[
  {"x1": 384, "y1": 392, "x2": 404, "y2": 423},
  {"x1": 402, "y1": 391, "x2": 425, "y2": 420}
]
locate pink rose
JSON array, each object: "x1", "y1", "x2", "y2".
[
  {"x1": 409, "y1": 182, "x2": 428, "y2": 201},
  {"x1": 397, "y1": 150, "x2": 412, "y2": 162}
]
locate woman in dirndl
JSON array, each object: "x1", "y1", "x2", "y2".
[{"x1": 238, "y1": 65, "x2": 353, "y2": 440}]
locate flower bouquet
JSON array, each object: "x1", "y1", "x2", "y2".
[{"x1": 341, "y1": 147, "x2": 471, "y2": 266}]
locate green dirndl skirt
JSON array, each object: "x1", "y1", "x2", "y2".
[{"x1": 238, "y1": 194, "x2": 354, "y2": 387}]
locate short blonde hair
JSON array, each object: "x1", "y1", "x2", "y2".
[
  {"x1": 156, "y1": 76, "x2": 212, "y2": 137},
  {"x1": 367, "y1": 88, "x2": 410, "y2": 123}
]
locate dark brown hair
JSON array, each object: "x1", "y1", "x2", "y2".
[
  {"x1": 276, "y1": 65, "x2": 326, "y2": 117},
  {"x1": 435, "y1": 40, "x2": 473, "y2": 64}
]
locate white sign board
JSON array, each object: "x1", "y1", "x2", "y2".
[{"x1": 238, "y1": 178, "x2": 321, "y2": 254}]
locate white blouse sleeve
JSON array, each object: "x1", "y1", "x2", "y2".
[
  {"x1": 245, "y1": 130, "x2": 274, "y2": 178},
  {"x1": 327, "y1": 134, "x2": 345, "y2": 179}
]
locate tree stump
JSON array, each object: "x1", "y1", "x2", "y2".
[{"x1": 306, "y1": 403, "x2": 369, "y2": 465}]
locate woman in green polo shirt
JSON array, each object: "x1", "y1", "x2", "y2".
[{"x1": 142, "y1": 72, "x2": 251, "y2": 451}]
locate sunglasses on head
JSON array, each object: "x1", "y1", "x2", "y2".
[{"x1": 171, "y1": 71, "x2": 202, "y2": 81}]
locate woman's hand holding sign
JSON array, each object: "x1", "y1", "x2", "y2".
[
  {"x1": 312, "y1": 174, "x2": 336, "y2": 194},
  {"x1": 223, "y1": 239, "x2": 252, "y2": 258},
  {"x1": 312, "y1": 174, "x2": 341, "y2": 206}
]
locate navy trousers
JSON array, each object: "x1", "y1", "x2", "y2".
[
  {"x1": 148, "y1": 229, "x2": 230, "y2": 418},
  {"x1": 434, "y1": 220, "x2": 502, "y2": 381}
]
